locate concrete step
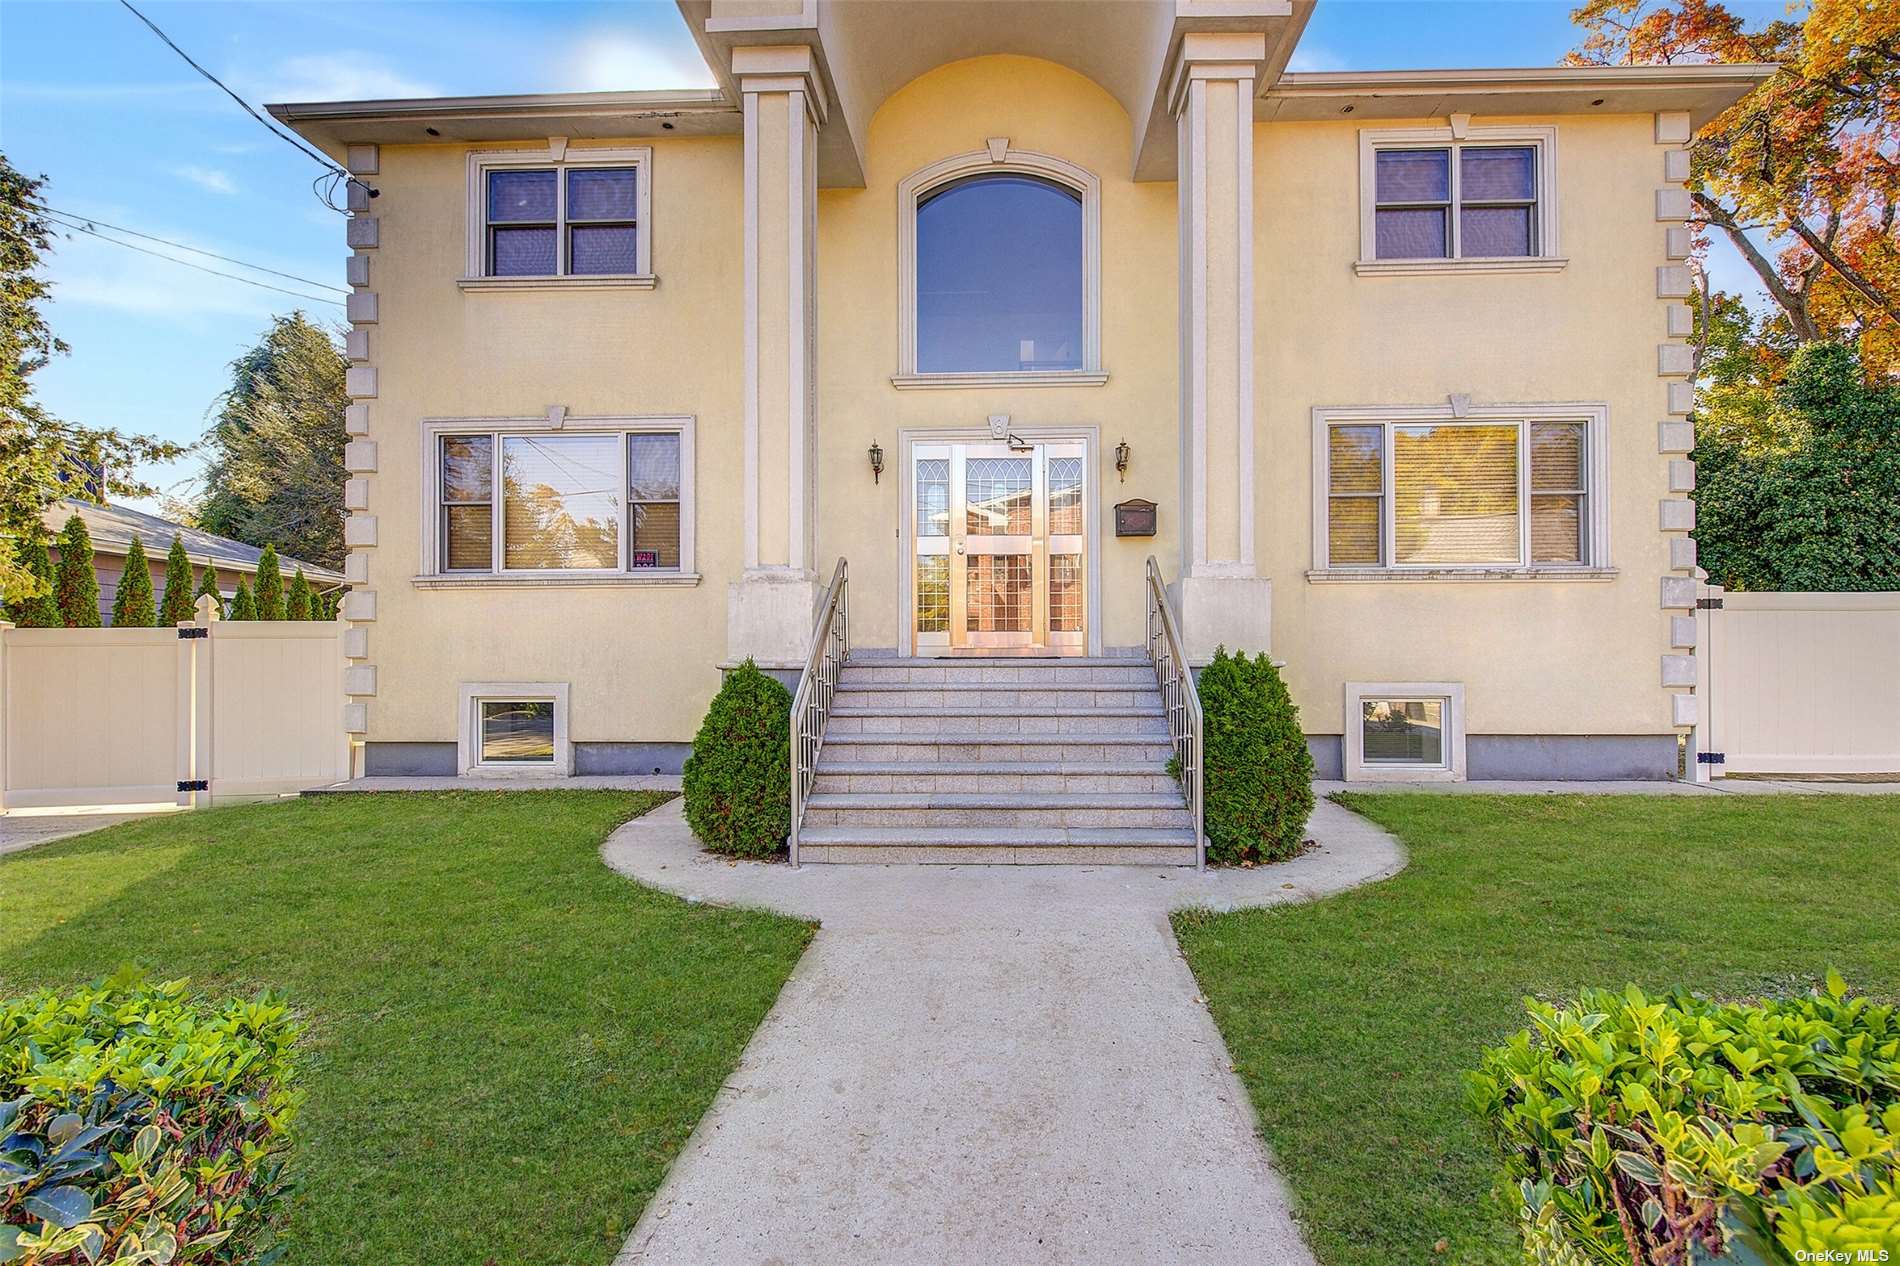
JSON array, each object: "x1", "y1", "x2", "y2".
[
  {"x1": 801, "y1": 792, "x2": 1193, "y2": 829},
  {"x1": 824, "y1": 707, "x2": 1168, "y2": 736},
  {"x1": 817, "y1": 733, "x2": 1177, "y2": 764},
  {"x1": 834, "y1": 683, "x2": 1160, "y2": 709},
  {"x1": 839, "y1": 661, "x2": 1154, "y2": 686},
  {"x1": 795, "y1": 824, "x2": 1200, "y2": 866},
  {"x1": 809, "y1": 762, "x2": 1179, "y2": 795}
]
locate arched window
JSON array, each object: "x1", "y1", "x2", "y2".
[{"x1": 896, "y1": 149, "x2": 1102, "y2": 385}]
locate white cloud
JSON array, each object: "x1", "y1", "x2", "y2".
[
  {"x1": 0, "y1": 81, "x2": 211, "y2": 102},
  {"x1": 257, "y1": 54, "x2": 442, "y2": 102},
  {"x1": 564, "y1": 31, "x2": 717, "y2": 92},
  {"x1": 1287, "y1": 44, "x2": 1349, "y2": 73},
  {"x1": 175, "y1": 165, "x2": 239, "y2": 196},
  {"x1": 41, "y1": 222, "x2": 341, "y2": 322}
]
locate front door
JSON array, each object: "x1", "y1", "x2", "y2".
[{"x1": 911, "y1": 440, "x2": 1086, "y2": 656}]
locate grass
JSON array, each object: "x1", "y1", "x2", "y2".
[
  {"x1": 1172, "y1": 793, "x2": 1900, "y2": 1266},
  {"x1": 0, "y1": 791, "x2": 814, "y2": 1266}
]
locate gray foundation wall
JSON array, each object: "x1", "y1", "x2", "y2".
[{"x1": 1304, "y1": 733, "x2": 1678, "y2": 782}]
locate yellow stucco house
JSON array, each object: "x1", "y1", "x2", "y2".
[{"x1": 271, "y1": 0, "x2": 1768, "y2": 853}]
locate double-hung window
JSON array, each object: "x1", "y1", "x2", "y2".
[
  {"x1": 1318, "y1": 407, "x2": 1604, "y2": 572},
  {"x1": 467, "y1": 147, "x2": 652, "y2": 283},
  {"x1": 431, "y1": 421, "x2": 693, "y2": 578},
  {"x1": 1357, "y1": 127, "x2": 1559, "y2": 271}
]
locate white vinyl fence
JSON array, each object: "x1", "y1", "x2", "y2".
[
  {"x1": 1695, "y1": 587, "x2": 1900, "y2": 779},
  {"x1": 1, "y1": 602, "x2": 350, "y2": 810}
]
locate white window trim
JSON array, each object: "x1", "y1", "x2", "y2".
[
  {"x1": 1343, "y1": 681, "x2": 1466, "y2": 782},
  {"x1": 1308, "y1": 401, "x2": 1610, "y2": 579},
  {"x1": 416, "y1": 413, "x2": 697, "y2": 587},
  {"x1": 458, "y1": 681, "x2": 572, "y2": 777},
  {"x1": 893, "y1": 147, "x2": 1104, "y2": 388},
  {"x1": 462, "y1": 145, "x2": 654, "y2": 290},
  {"x1": 1356, "y1": 125, "x2": 1563, "y2": 276}
]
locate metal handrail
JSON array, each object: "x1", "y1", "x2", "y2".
[
  {"x1": 1145, "y1": 557, "x2": 1206, "y2": 871},
  {"x1": 789, "y1": 558, "x2": 849, "y2": 868}
]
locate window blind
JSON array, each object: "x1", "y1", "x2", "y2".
[{"x1": 1392, "y1": 424, "x2": 1519, "y2": 565}]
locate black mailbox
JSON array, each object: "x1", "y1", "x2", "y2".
[{"x1": 1114, "y1": 498, "x2": 1157, "y2": 537}]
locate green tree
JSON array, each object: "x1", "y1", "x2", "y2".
[
  {"x1": 194, "y1": 562, "x2": 224, "y2": 618},
  {"x1": 1693, "y1": 341, "x2": 1900, "y2": 590},
  {"x1": 159, "y1": 535, "x2": 194, "y2": 626},
  {"x1": 253, "y1": 543, "x2": 283, "y2": 620},
  {"x1": 1198, "y1": 646, "x2": 1315, "y2": 865},
  {"x1": 682, "y1": 660, "x2": 792, "y2": 857},
  {"x1": 196, "y1": 313, "x2": 348, "y2": 568},
  {"x1": 284, "y1": 567, "x2": 312, "y2": 620},
  {"x1": 1, "y1": 154, "x2": 184, "y2": 606},
  {"x1": 227, "y1": 575, "x2": 257, "y2": 621},
  {"x1": 4, "y1": 533, "x2": 59, "y2": 626},
  {"x1": 110, "y1": 535, "x2": 157, "y2": 627},
  {"x1": 52, "y1": 512, "x2": 99, "y2": 627}
]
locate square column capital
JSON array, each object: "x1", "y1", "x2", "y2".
[
  {"x1": 733, "y1": 44, "x2": 829, "y2": 125},
  {"x1": 1168, "y1": 30, "x2": 1268, "y2": 114}
]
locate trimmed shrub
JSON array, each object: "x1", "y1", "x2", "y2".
[
  {"x1": 682, "y1": 659, "x2": 792, "y2": 857},
  {"x1": 284, "y1": 568, "x2": 312, "y2": 621},
  {"x1": 109, "y1": 535, "x2": 157, "y2": 627},
  {"x1": 0, "y1": 968, "x2": 302, "y2": 1263},
  {"x1": 160, "y1": 536, "x2": 195, "y2": 626},
  {"x1": 253, "y1": 545, "x2": 283, "y2": 621},
  {"x1": 52, "y1": 514, "x2": 100, "y2": 628},
  {"x1": 194, "y1": 563, "x2": 224, "y2": 618},
  {"x1": 1468, "y1": 976, "x2": 1900, "y2": 1265},
  {"x1": 227, "y1": 575, "x2": 257, "y2": 621},
  {"x1": 1199, "y1": 646, "x2": 1314, "y2": 864},
  {"x1": 5, "y1": 536, "x2": 60, "y2": 628}
]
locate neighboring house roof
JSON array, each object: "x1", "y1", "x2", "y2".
[{"x1": 41, "y1": 499, "x2": 345, "y2": 584}]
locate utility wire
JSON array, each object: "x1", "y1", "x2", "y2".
[
  {"x1": 41, "y1": 211, "x2": 344, "y2": 307},
  {"x1": 31, "y1": 202, "x2": 348, "y2": 294},
  {"x1": 116, "y1": 0, "x2": 368, "y2": 212}
]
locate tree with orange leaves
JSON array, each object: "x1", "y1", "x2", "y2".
[{"x1": 1570, "y1": 0, "x2": 1899, "y2": 375}]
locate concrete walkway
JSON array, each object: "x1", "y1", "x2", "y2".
[
  {"x1": 602, "y1": 798, "x2": 1404, "y2": 1266},
  {"x1": 0, "y1": 807, "x2": 179, "y2": 858}
]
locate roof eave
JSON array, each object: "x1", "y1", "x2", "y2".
[{"x1": 266, "y1": 89, "x2": 738, "y2": 155}]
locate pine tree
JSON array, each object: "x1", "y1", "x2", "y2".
[
  {"x1": 194, "y1": 562, "x2": 224, "y2": 618},
  {"x1": 253, "y1": 543, "x2": 283, "y2": 620},
  {"x1": 284, "y1": 567, "x2": 312, "y2": 620},
  {"x1": 110, "y1": 535, "x2": 157, "y2": 626},
  {"x1": 53, "y1": 513, "x2": 100, "y2": 627},
  {"x1": 318, "y1": 587, "x2": 341, "y2": 620},
  {"x1": 160, "y1": 536, "x2": 195, "y2": 625},
  {"x1": 228, "y1": 575, "x2": 257, "y2": 620},
  {"x1": 6, "y1": 535, "x2": 60, "y2": 627}
]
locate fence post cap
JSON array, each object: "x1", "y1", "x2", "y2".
[{"x1": 193, "y1": 594, "x2": 222, "y2": 623}]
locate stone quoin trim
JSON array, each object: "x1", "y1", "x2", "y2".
[
  {"x1": 1656, "y1": 114, "x2": 1699, "y2": 726},
  {"x1": 344, "y1": 143, "x2": 380, "y2": 753}
]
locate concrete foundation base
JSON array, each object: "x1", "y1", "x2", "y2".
[
  {"x1": 1171, "y1": 572, "x2": 1273, "y2": 665},
  {"x1": 726, "y1": 569, "x2": 820, "y2": 669}
]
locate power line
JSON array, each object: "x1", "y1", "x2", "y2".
[
  {"x1": 41, "y1": 211, "x2": 344, "y2": 307},
  {"x1": 116, "y1": 0, "x2": 368, "y2": 212},
  {"x1": 31, "y1": 203, "x2": 347, "y2": 294}
]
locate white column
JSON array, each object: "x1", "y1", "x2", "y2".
[
  {"x1": 1171, "y1": 32, "x2": 1272, "y2": 663},
  {"x1": 728, "y1": 45, "x2": 825, "y2": 667}
]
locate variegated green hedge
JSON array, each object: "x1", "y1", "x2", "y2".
[
  {"x1": 1468, "y1": 976, "x2": 1898, "y2": 1264},
  {"x1": 1, "y1": 969, "x2": 301, "y2": 1264}
]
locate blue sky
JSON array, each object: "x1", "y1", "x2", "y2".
[{"x1": 1, "y1": 0, "x2": 1786, "y2": 511}]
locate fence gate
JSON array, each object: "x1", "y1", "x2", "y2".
[
  {"x1": 1, "y1": 608, "x2": 350, "y2": 811},
  {"x1": 1695, "y1": 587, "x2": 1900, "y2": 779}
]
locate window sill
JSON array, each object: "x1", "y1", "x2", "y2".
[
  {"x1": 1307, "y1": 566, "x2": 1617, "y2": 583},
  {"x1": 414, "y1": 572, "x2": 700, "y2": 589},
  {"x1": 457, "y1": 275, "x2": 658, "y2": 293},
  {"x1": 890, "y1": 370, "x2": 1109, "y2": 390},
  {"x1": 1353, "y1": 257, "x2": 1569, "y2": 277}
]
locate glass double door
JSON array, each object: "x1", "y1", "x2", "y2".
[{"x1": 912, "y1": 441, "x2": 1086, "y2": 655}]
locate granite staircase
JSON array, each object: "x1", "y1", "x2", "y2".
[{"x1": 797, "y1": 657, "x2": 1198, "y2": 864}]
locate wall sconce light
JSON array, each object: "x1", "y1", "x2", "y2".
[
  {"x1": 868, "y1": 439, "x2": 884, "y2": 484},
  {"x1": 1114, "y1": 439, "x2": 1131, "y2": 482}
]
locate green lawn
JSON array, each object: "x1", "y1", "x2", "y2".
[
  {"x1": 1173, "y1": 793, "x2": 1900, "y2": 1266},
  {"x1": 0, "y1": 791, "x2": 813, "y2": 1266}
]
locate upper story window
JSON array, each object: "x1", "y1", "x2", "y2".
[
  {"x1": 1356, "y1": 127, "x2": 1562, "y2": 276},
  {"x1": 895, "y1": 148, "x2": 1104, "y2": 387},
  {"x1": 463, "y1": 146, "x2": 653, "y2": 289},
  {"x1": 1311, "y1": 403, "x2": 1608, "y2": 576},
  {"x1": 423, "y1": 417, "x2": 695, "y2": 583}
]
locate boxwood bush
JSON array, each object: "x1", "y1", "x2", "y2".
[
  {"x1": 1199, "y1": 646, "x2": 1314, "y2": 864},
  {"x1": 1468, "y1": 975, "x2": 1898, "y2": 1265},
  {"x1": 682, "y1": 658, "x2": 792, "y2": 858},
  {"x1": 1, "y1": 968, "x2": 301, "y2": 1263}
]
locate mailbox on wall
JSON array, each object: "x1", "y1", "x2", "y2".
[{"x1": 1114, "y1": 499, "x2": 1157, "y2": 537}]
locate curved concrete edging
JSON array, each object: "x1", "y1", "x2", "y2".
[{"x1": 602, "y1": 794, "x2": 1407, "y2": 1266}]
